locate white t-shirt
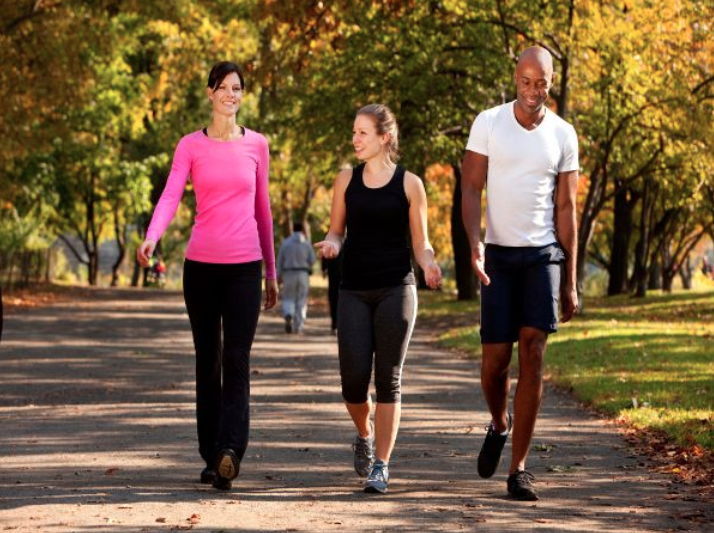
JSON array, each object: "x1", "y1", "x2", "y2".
[{"x1": 465, "y1": 101, "x2": 579, "y2": 247}]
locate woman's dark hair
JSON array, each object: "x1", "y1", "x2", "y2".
[{"x1": 207, "y1": 61, "x2": 245, "y2": 91}]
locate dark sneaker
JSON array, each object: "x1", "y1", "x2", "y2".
[
  {"x1": 200, "y1": 466, "x2": 216, "y2": 484},
  {"x1": 507, "y1": 470, "x2": 538, "y2": 501},
  {"x1": 285, "y1": 315, "x2": 293, "y2": 333},
  {"x1": 364, "y1": 460, "x2": 389, "y2": 494},
  {"x1": 477, "y1": 413, "x2": 513, "y2": 478},
  {"x1": 352, "y1": 424, "x2": 374, "y2": 477}
]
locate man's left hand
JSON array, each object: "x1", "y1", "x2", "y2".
[{"x1": 561, "y1": 286, "x2": 578, "y2": 323}]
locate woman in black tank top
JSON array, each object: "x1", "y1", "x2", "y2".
[{"x1": 315, "y1": 104, "x2": 442, "y2": 494}]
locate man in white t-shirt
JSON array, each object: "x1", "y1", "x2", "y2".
[{"x1": 461, "y1": 46, "x2": 579, "y2": 501}]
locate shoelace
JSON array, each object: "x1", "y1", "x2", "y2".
[
  {"x1": 352, "y1": 437, "x2": 373, "y2": 458},
  {"x1": 368, "y1": 463, "x2": 387, "y2": 482},
  {"x1": 514, "y1": 470, "x2": 535, "y2": 484}
]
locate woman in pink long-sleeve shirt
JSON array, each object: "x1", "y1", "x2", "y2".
[{"x1": 137, "y1": 61, "x2": 277, "y2": 491}]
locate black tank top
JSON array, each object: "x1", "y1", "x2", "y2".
[{"x1": 341, "y1": 163, "x2": 415, "y2": 290}]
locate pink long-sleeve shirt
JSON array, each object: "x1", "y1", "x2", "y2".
[{"x1": 146, "y1": 129, "x2": 276, "y2": 279}]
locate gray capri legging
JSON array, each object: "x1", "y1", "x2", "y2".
[{"x1": 337, "y1": 284, "x2": 418, "y2": 404}]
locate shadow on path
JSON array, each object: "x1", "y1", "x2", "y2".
[{"x1": 0, "y1": 287, "x2": 710, "y2": 532}]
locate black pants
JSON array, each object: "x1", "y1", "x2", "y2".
[
  {"x1": 337, "y1": 284, "x2": 417, "y2": 404},
  {"x1": 327, "y1": 273, "x2": 339, "y2": 330},
  {"x1": 183, "y1": 259, "x2": 262, "y2": 467}
]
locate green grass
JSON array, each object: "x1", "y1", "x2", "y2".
[{"x1": 419, "y1": 289, "x2": 714, "y2": 451}]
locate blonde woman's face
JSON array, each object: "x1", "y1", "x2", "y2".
[{"x1": 352, "y1": 114, "x2": 388, "y2": 161}]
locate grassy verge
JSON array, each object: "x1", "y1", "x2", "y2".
[{"x1": 419, "y1": 289, "x2": 714, "y2": 451}]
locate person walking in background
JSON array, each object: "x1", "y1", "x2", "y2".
[
  {"x1": 315, "y1": 104, "x2": 442, "y2": 494},
  {"x1": 321, "y1": 252, "x2": 342, "y2": 335},
  {"x1": 277, "y1": 221, "x2": 316, "y2": 334},
  {"x1": 461, "y1": 46, "x2": 579, "y2": 501},
  {"x1": 137, "y1": 61, "x2": 277, "y2": 491}
]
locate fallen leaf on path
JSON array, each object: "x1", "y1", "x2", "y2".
[
  {"x1": 460, "y1": 512, "x2": 486, "y2": 522},
  {"x1": 546, "y1": 465, "x2": 576, "y2": 473},
  {"x1": 104, "y1": 468, "x2": 120, "y2": 476},
  {"x1": 156, "y1": 517, "x2": 167, "y2": 523}
]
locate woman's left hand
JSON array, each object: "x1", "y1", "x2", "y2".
[
  {"x1": 264, "y1": 278, "x2": 278, "y2": 310},
  {"x1": 424, "y1": 262, "x2": 443, "y2": 290}
]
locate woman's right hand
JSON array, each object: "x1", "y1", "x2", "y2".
[
  {"x1": 137, "y1": 239, "x2": 157, "y2": 268},
  {"x1": 314, "y1": 240, "x2": 339, "y2": 259}
]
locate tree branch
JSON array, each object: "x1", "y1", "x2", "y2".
[{"x1": 58, "y1": 234, "x2": 89, "y2": 265}]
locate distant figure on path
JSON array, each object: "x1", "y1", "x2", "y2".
[
  {"x1": 137, "y1": 61, "x2": 277, "y2": 491},
  {"x1": 315, "y1": 104, "x2": 442, "y2": 494},
  {"x1": 461, "y1": 46, "x2": 579, "y2": 501},
  {"x1": 277, "y1": 221, "x2": 316, "y2": 334}
]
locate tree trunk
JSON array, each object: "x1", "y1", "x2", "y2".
[
  {"x1": 661, "y1": 247, "x2": 675, "y2": 292},
  {"x1": 131, "y1": 257, "x2": 142, "y2": 287},
  {"x1": 131, "y1": 215, "x2": 146, "y2": 287},
  {"x1": 111, "y1": 206, "x2": 126, "y2": 287},
  {"x1": 281, "y1": 187, "x2": 293, "y2": 238},
  {"x1": 648, "y1": 258, "x2": 663, "y2": 290},
  {"x1": 45, "y1": 248, "x2": 51, "y2": 282},
  {"x1": 451, "y1": 163, "x2": 478, "y2": 300},
  {"x1": 679, "y1": 256, "x2": 693, "y2": 289},
  {"x1": 84, "y1": 179, "x2": 100, "y2": 286},
  {"x1": 576, "y1": 163, "x2": 606, "y2": 308},
  {"x1": 607, "y1": 181, "x2": 633, "y2": 295},
  {"x1": 632, "y1": 180, "x2": 654, "y2": 298}
]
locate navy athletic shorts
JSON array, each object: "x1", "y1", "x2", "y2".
[{"x1": 480, "y1": 243, "x2": 565, "y2": 344}]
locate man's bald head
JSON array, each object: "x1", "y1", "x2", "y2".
[
  {"x1": 513, "y1": 46, "x2": 555, "y2": 119},
  {"x1": 516, "y1": 46, "x2": 554, "y2": 76}
]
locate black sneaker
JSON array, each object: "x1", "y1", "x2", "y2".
[
  {"x1": 477, "y1": 413, "x2": 513, "y2": 478},
  {"x1": 200, "y1": 466, "x2": 216, "y2": 484},
  {"x1": 213, "y1": 448, "x2": 240, "y2": 490},
  {"x1": 285, "y1": 315, "x2": 293, "y2": 333},
  {"x1": 507, "y1": 470, "x2": 538, "y2": 501}
]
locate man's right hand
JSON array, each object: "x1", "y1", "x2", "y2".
[
  {"x1": 471, "y1": 242, "x2": 491, "y2": 285},
  {"x1": 137, "y1": 239, "x2": 156, "y2": 268}
]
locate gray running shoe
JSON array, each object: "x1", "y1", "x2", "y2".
[
  {"x1": 364, "y1": 460, "x2": 389, "y2": 494},
  {"x1": 351, "y1": 424, "x2": 374, "y2": 477}
]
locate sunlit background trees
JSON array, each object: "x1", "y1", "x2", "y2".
[{"x1": 1, "y1": 0, "x2": 712, "y2": 299}]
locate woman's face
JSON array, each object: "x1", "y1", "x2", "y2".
[
  {"x1": 207, "y1": 72, "x2": 243, "y2": 117},
  {"x1": 352, "y1": 114, "x2": 387, "y2": 161}
]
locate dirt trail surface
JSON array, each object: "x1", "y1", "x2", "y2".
[{"x1": 0, "y1": 287, "x2": 710, "y2": 532}]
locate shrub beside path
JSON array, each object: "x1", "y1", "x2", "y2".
[{"x1": 0, "y1": 287, "x2": 711, "y2": 532}]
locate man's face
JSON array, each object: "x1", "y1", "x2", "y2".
[{"x1": 514, "y1": 60, "x2": 554, "y2": 114}]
